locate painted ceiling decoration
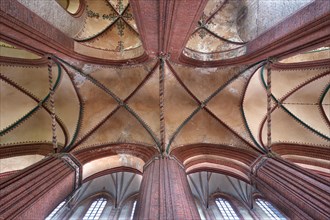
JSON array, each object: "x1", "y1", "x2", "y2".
[
  {"x1": 184, "y1": 0, "x2": 246, "y2": 61},
  {"x1": 74, "y1": 0, "x2": 144, "y2": 60}
]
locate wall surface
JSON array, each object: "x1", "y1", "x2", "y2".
[
  {"x1": 17, "y1": 0, "x2": 86, "y2": 37},
  {"x1": 238, "y1": 0, "x2": 313, "y2": 41}
]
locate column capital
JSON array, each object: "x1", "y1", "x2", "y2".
[
  {"x1": 250, "y1": 155, "x2": 268, "y2": 176},
  {"x1": 143, "y1": 156, "x2": 185, "y2": 172},
  {"x1": 59, "y1": 153, "x2": 82, "y2": 189}
]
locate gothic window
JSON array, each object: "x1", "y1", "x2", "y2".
[
  {"x1": 130, "y1": 200, "x2": 137, "y2": 220},
  {"x1": 256, "y1": 199, "x2": 286, "y2": 220},
  {"x1": 215, "y1": 198, "x2": 240, "y2": 220},
  {"x1": 45, "y1": 201, "x2": 65, "y2": 220},
  {"x1": 83, "y1": 197, "x2": 107, "y2": 220}
]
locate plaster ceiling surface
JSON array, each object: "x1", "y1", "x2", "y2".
[
  {"x1": 281, "y1": 155, "x2": 330, "y2": 174},
  {"x1": 0, "y1": 79, "x2": 37, "y2": 130},
  {"x1": 242, "y1": 67, "x2": 267, "y2": 148},
  {"x1": 0, "y1": 58, "x2": 80, "y2": 149},
  {"x1": 83, "y1": 155, "x2": 144, "y2": 179},
  {"x1": 280, "y1": 47, "x2": 330, "y2": 63},
  {"x1": 0, "y1": 42, "x2": 41, "y2": 60},
  {"x1": 264, "y1": 66, "x2": 330, "y2": 147},
  {"x1": 63, "y1": 60, "x2": 263, "y2": 154},
  {"x1": 1, "y1": 1, "x2": 330, "y2": 179},
  {"x1": 0, "y1": 155, "x2": 44, "y2": 173},
  {"x1": 183, "y1": 155, "x2": 250, "y2": 170}
]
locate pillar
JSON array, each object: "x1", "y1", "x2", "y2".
[
  {"x1": 0, "y1": 154, "x2": 81, "y2": 219},
  {"x1": 252, "y1": 156, "x2": 330, "y2": 220},
  {"x1": 134, "y1": 157, "x2": 200, "y2": 219}
]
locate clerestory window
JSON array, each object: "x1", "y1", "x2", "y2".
[
  {"x1": 256, "y1": 199, "x2": 286, "y2": 220},
  {"x1": 130, "y1": 200, "x2": 137, "y2": 220},
  {"x1": 215, "y1": 198, "x2": 240, "y2": 220},
  {"x1": 45, "y1": 201, "x2": 65, "y2": 220},
  {"x1": 83, "y1": 197, "x2": 107, "y2": 220}
]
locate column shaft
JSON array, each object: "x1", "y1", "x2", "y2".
[
  {"x1": 253, "y1": 157, "x2": 330, "y2": 220},
  {"x1": 134, "y1": 158, "x2": 200, "y2": 220},
  {"x1": 0, "y1": 156, "x2": 77, "y2": 219}
]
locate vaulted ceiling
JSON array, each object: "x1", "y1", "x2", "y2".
[
  {"x1": 74, "y1": 0, "x2": 144, "y2": 60},
  {"x1": 0, "y1": 0, "x2": 329, "y2": 182}
]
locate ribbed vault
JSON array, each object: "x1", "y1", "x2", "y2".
[{"x1": 1, "y1": 0, "x2": 329, "y2": 183}]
